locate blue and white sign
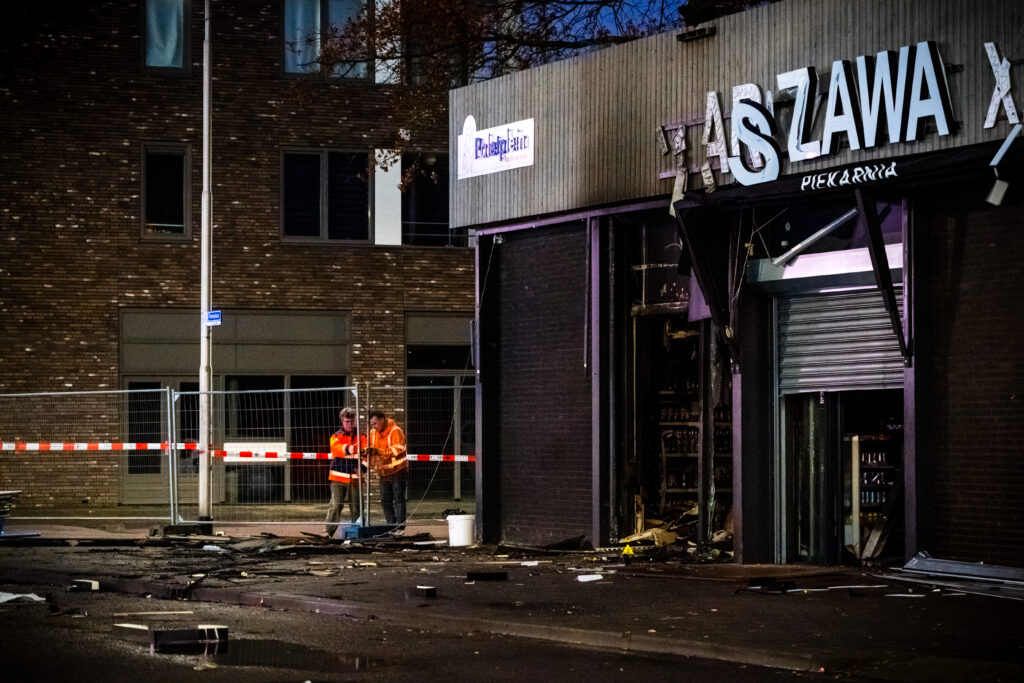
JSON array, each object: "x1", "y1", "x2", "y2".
[
  {"x1": 204, "y1": 310, "x2": 222, "y2": 327},
  {"x1": 457, "y1": 115, "x2": 535, "y2": 179}
]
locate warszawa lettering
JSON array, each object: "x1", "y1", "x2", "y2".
[{"x1": 693, "y1": 40, "x2": 955, "y2": 188}]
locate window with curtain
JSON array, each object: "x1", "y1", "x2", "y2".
[
  {"x1": 145, "y1": 0, "x2": 186, "y2": 69},
  {"x1": 282, "y1": 150, "x2": 370, "y2": 241},
  {"x1": 284, "y1": 0, "x2": 368, "y2": 77}
]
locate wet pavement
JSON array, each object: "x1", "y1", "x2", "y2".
[{"x1": 1, "y1": 522, "x2": 1022, "y2": 681}]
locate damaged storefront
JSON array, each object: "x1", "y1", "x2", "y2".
[{"x1": 453, "y1": 0, "x2": 1024, "y2": 566}]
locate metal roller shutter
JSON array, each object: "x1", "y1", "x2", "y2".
[{"x1": 777, "y1": 289, "x2": 904, "y2": 394}]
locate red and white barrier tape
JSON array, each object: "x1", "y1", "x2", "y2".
[
  {"x1": 2, "y1": 442, "x2": 168, "y2": 451},
  {"x1": 2, "y1": 441, "x2": 475, "y2": 462},
  {"x1": 209, "y1": 451, "x2": 474, "y2": 462}
]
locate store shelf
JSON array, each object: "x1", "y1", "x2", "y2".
[
  {"x1": 666, "y1": 488, "x2": 698, "y2": 493},
  {"x1": 659, "y1": 421, "x2": 699, "y2": 427},
  {"x1": 665, "y1": 452, "x2": 698, "y2": 458}
]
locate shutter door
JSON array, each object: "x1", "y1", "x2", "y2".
[{"x1": 777, "y1": 289, "x2": 904, "y2": 394}]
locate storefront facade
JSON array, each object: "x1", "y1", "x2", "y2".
[{"x1": 452, "y1": 0, "x2": 1023, "y2": 565}]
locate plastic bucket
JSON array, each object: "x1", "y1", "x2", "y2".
[{"x1": 447, "y1": 514, "x2": 476, "y2": 547}]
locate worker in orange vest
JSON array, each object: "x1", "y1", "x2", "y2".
[
  {"x1": 326, "y1": 407, "x2": 366, "y2": 536},
  {"x1": 368, "y1": 410, "x2": 408, "y2": 530}
]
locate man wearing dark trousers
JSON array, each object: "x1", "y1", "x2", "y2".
[
  {"x1": 325, "y1": 407, "x2": 366, "y2": 537},
  {"x1": 368, "y1": 410, "x2": 408, "y2": 531}
]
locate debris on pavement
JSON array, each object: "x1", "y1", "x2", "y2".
[
  {"x1": 0, "y1": 591, "x2": 47, "y2": 604},
  {"x1": 466, "y1": 571, "x2": 508, "y2": 582},
  {"x1": 407, "y1": 585, "x2": 437, "y2": 599},
  {"x1": 576, "y1": 574, "x2": 603, "y2": 582},
  {"x1": 114, "y1": 622, "x2": 229, "y2": 654},
  {"x1": 66, "y1": 579, "x2": 100, "y2": 592},
  {"x1": 739, "y1": 577, "x2": 797, "y2": 594},
  {"x1": 619, "y1": 528, "x2": 677, "y2": 547}
]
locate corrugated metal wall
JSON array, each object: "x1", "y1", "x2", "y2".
[
  {"x1": 450, "y1": 0, "x2": 1023, "y2": 227},
  {"x1": 777, "y1": 289, "x2": 905, "y2": 394}
]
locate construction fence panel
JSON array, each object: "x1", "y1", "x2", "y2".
[
  {"x1": 0, "y1": 388, "x2": 174, "y2": 521},
  {"x1": 366, "y1": 383, "x2": 477, "y2": 525},
  {"x1": 173, "y1": 386, "x2": 359, "y2": 526}
]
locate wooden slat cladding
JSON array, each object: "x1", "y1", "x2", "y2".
[{"x1": 450, "y1": 0, "x2": 1023, "y2": 228}]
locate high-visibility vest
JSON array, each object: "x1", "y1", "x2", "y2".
[
  {"x1": 328, "y1": 430, "x2": 366, "y2": 483},
  {"x1": 369, "y1": 419, "x2": 407, "y2": 477}
]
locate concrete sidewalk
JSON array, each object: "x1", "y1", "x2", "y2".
[{"x1": 2, "y1": 523, "x2": 1022, "y2": 681}]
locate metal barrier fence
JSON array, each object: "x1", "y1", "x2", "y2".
[
  {"x1": 1, "y1": 385, "x2": 476, "y2": 529},
  {"x1": 0, "y1": 388, "x2": 175, "y2": 520},
  {"x1": 365, "y1": 383, "x2": 476, "y2": 526}
]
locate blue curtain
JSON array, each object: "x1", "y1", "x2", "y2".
[
  {"x1": 284, "y1": 0, "x2": 320, "y2": 73},
  {"x1": 145, "y1": 0, "x2": 184, "y2": 68}
]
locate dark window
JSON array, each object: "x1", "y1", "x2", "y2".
[
  {"x1": 284, "y1": 0, "x2": 369, "y2": 78},
  {"x1": 288, "y1": 375, "x2": 347, "y2": 452},
  {"x1": 405, "y1": 377, "x2": 476, "y2": 500},
  {"x1": 144, "y1": 148, "x2": 188, "y2": 237},
  {"x1": 127, "y1": 382, "x2": 163, "y2": 474},
  {"x1": 407, "y1": 344, "x2": 473, "y2": 371},
  {"x1": 144, "y1": 0, "x2": 187, "y2": 70},
  {"x1": 225, "y1": 376, "x2": 285, "y2": 440},
  {"x1": 177, "y1": 381, "x2": 199, "y2": 473},
  {"x1": 283, "y1": 153, "x2": 322, "y2": 237},
  {"x1": 283, "y1": 150, "x2": 369, "y2": 241},
  {"x1": 402, "y1": 153, "x2": 455, "y2": 246},
  {"x1": 327, "y1": 152, "x2": 370, "y2": 239}
]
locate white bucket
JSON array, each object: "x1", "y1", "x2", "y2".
[{"x1": 447, "y1": 514, "x2": 476, "y2": 547}]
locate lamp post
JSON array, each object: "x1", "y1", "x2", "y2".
[{"x1": 198, "y1": 0, "x2": 214, "y2": 529}]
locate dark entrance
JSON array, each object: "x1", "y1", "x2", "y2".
[{"x1": 784, "y1": 389, "x2": 903, "y2": 564}]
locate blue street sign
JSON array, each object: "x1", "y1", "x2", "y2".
[{"x1": 205, "y1": 310, "x2": 222, "y2": 326}]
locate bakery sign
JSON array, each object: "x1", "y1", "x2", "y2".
[{"x1": 663, "y1": 39, "x2": 1019, "y2": 190}]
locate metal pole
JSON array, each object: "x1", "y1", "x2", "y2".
[
  {"x1": 198, "y1": 0, "x2": 214, "y2": 527},
  {"x1": 354, "y1": 383, "x2": 364, "y2": 526},
  {"x1": 166, "y1": 387, "x2": 177, "y2": 524},
  {"x1": 363, "y1": 384, "x2": 372, "y2": 527},
  {"x1": 453, "y1": 379, "x2": 462, "y2": 501}
]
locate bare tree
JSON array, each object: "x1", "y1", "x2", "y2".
[{"x1": 285, "y1": 2, "x2": 681, "y2": 179}]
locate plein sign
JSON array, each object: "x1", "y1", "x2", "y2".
[{"x1": 204, "y1": 310, "x2": 222, "y2": 327}]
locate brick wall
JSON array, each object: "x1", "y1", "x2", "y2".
[
  {"x1": 917, "y1": 190, "x2": 1024, "y2": 567},
  {"x1": 0, "y1": 1, "x2": 471, "y2": 509},
  {"x1": 491, "y1": 223, "x2": 593, "y2": 546}
]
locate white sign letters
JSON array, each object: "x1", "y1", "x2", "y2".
[
  {"x1": 984, "y1": 42, "x2": 1020, "y2": 128},
  {"x1": 671, "y1": 40, "x2": 958, "y2": 189}
]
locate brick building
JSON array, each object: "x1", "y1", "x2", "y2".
[{"x1": 0, "y1": 1, "x2": 474, "y2": 508}]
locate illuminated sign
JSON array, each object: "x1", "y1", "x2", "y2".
[{"x1": 458, "y1": 115, "x2": 535, "y2": 179}]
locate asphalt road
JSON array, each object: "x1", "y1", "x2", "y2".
[{"x1": 1, "y1": 585, "x2": 859, "y2": 682}]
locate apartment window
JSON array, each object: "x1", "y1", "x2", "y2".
[
  {"x1": 283, "y1": 0, "x2": 369, "y2": 78},
  {"x1": 143, "y1": 147, "x2": 189, "y2": 237},
  {"x1": 282, "y1": 150, "x2": 370, "y2": 241},
  {"x1": 144, "y1": 0, "x2": 187, "y2": 70},
  {"x1": 401, "y1": 153, "x2": 453, "y2": 246}
]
